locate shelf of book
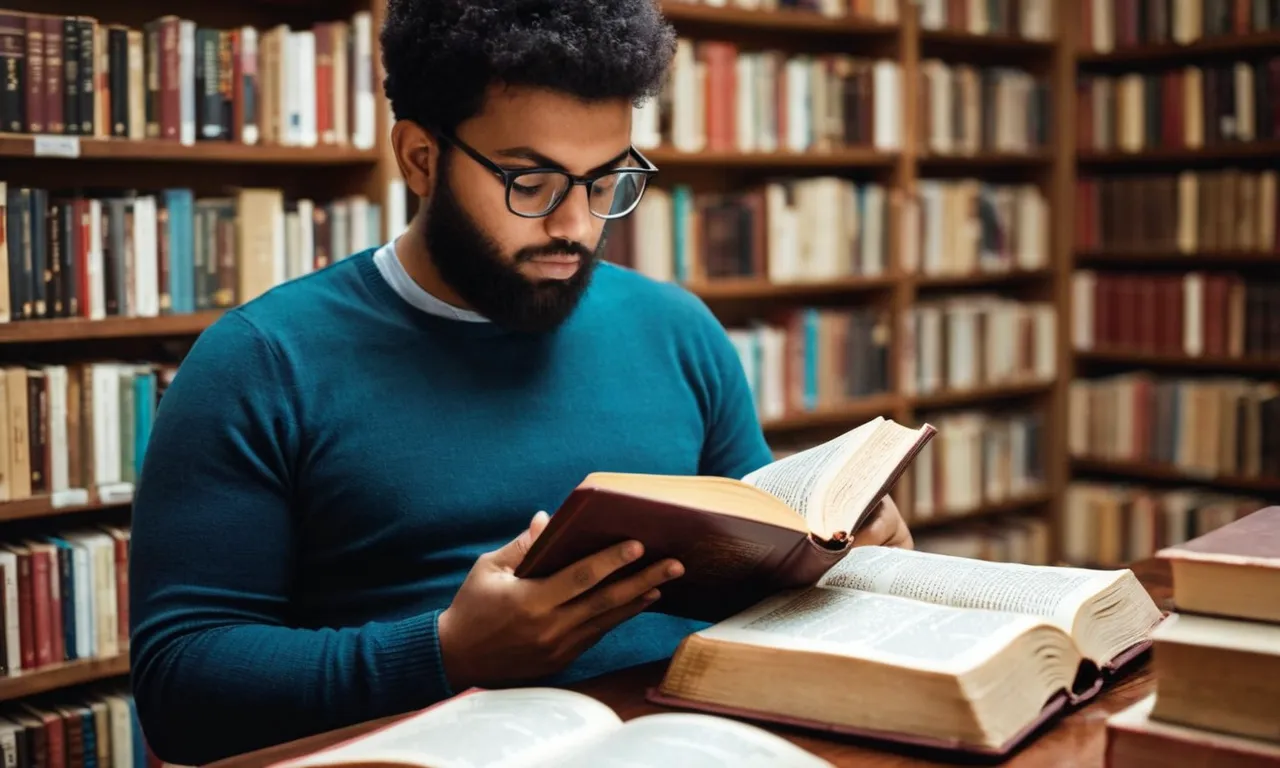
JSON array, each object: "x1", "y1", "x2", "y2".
[
  {"x1": 0, "y1": 653, "x2": 130, "y2": 703},
  {"x1": 689, "y1": 276, "x2": 896, "y2": 301},
  {"x1": 1075, "y1": 350, "x2": 1280, "y2": 373},
  {"x1": 643, "y1": 147, "x2": 898, "y2": 169},
  {"x1": 1071, "y1": 458, "x2": 1280, "y2": 498},
  {"x1": 659, "y1": 2, "x2": 898, "y2": 35},
  {"x1": 919, "y1": 29, "x2": 1057, "y2": 53},
  {"x1": 0, "y1": 312, "x2": 224, "y2": 344},
  {"x1": 1075, "y1": 250, "x2": 1280, "y2": 268},
  {"x1": 912, "y1": 269, "x2": 1054, "y2": 289},
  {"x1": 908, "y1": 491, "x2": 1054, "y2": 532},
  {"x1": 1076, "y1": 30, "x2": 1280, "y2": 65},
  {"x1": 0, "y1": 495, "x2": 130, "y2": 523},
  {"x1": 909, "y1": 381, "x2": 1055, "y2": 411},
  {"x1": 916, "y1": 151, "x2": 1054, "y2": 170},
  {"x1": 0, "y1": 135, "x2": 379, "y2": 165},
  {"x1": 1078, "y1": 141, "x2": 1280, "y2": 166},
  {"x1": 759, "y1": 394, "x2": 900, "y2": 433}
]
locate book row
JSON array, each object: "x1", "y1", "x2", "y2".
[
  {"x1": 0, "y1": 362, "x2": 165, "y2": 506},
  {"x1": 917, "y1": 0, "x2": 1057, "y2": 38},
  {"x1": 0, "y1": 11, "x2": 376, "y2": 149},
  {"x1": 662, "y1": 0, "x2": 901, "y2": 22},
  {"x1": 1069, "y1": 374, "x2": 1280, "y2": 480},
  {"x1": 0, "y1": 683, "x2": 151, "y2": 768},
  {"x1": 1071, "y1": 270, "x2": 1280, "y2": 359},
  {"x1": 1074, "y1": 169, "x2": 1279, "y2": 254},
  {"x1": 903, "y1": 409, "x2": 1047, "y2": 521},
  {"x1": 902, "y1": 296, "x2": 1057, "y2": 397},
  {"x1": 904, "y1": 180, "x2": 1049, "y2": 277},
  {"x1": 631, "y1": 42, "x2": 902, "y2": 153},
  {"x1": 1077, "y1": 60, "x2": 1280, "y2": 152},
  {"x1": 726, "y1": 307, "x2": 889, "y2": 422},
  {"x1": 0, "y1": 523, "x2": 129, "y2": 675},
  {"x1": 603, "y1": 178, "x2": 889, "y2": 284},
  {"x1": 912, "y1": 515, "x2": 1052, "y2": 566},
  {"x1": 918, "y1": 63, "x2": 1051, "y2": 156},
  {"x1": 0, "y1": 183, "x2": 381, "y2": 324},
  {"x1": 1079, "y1": 0, "x2": 1280, "y2": 52},
  {"x1": 1062, "y1": 480, "x2": 1263, "y2": 566}
]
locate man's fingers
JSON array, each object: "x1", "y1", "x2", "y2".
[
  {"x1": 540, "y1": 539, "x2": 649, "y2": 603},
  {"x1": 487, "y1": 510, "x2": 553, "y2": 570},
  {"x1": 853, "y1": 498, "x2": 912, "y2": 549},
  {"x1": 563, "y1": 588, "x2": 662, "y2": 653},
  {"x1": 561, "y1": 558, "x2": 683, "y2": 625}
]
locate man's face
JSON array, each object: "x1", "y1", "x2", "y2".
[{"x1": 421, "y1": 85, "x2": 635, "y2": 334}]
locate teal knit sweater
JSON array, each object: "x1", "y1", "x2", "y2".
[{"x1": 127, "y1": 248, "x2": 773, "y2": 764}]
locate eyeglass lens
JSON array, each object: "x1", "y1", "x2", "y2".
[{"x1": 507, "y1": 170, "x2": 649, "y2": 218}]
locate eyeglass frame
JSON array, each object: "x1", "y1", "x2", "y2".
[{"x1": 434, "y1": 130, "x2": 660, "y2": 220}]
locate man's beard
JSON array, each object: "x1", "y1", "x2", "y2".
[{"x1": 422, "y1": 169, "x2": 602, "y2": 335}]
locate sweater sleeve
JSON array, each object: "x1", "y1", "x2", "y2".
[{"x1": 129, "y1": 312, "x2": 453, "y2": 766}]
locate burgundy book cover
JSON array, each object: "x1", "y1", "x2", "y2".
[
  {"x1": 1157, "y1": 505, "x2": 1280, "y2": 564},
  {"x1": 646, "y1": 637, "x2": 1154, "y2": 758},
  {"x1": 514, "y1": 483, "x2": 855, "y2": 623}
]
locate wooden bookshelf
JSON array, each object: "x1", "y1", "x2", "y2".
[
  {"x1": 0, "y1": 312, "x2": 224, "y2": 343},
  {"x1": 645, "y1": 146, "x2": 898, "y2": 169},
  {"x1": 660, "y1": 2, "x2": 898, "y2": 35},
  {"x1": 0, "y1": 134, "x2": 380, "y2": 164},
  {"x1": 0, "y1": 654, "x2": 131, "y2": 703},
  {"x1": 1065, "y1": 2, "x2": 1280, "y2": 566},
  {"x1": 688, "y1": 275, "x2": 896, "y2": 300}
]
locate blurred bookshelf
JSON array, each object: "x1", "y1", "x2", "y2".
[
  {"x1": 4, "y1": 0, "x2": 1278, "y2": 746},
  {"x1": 1067, "y1": 0, "x2": 1280, "y2": 574}
]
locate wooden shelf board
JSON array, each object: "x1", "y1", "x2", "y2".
[
  {"x1": 645, "y1": 146, "x2": 897, "y2": 169},
  {"x1": 1076, "y1": 350, "x2": 1280, "y2": 373},
  {"x1": 660, "y1": 3, "x2": 897, "y2": 34},
  {"x1": 1072, "y1": 458, "x2": 1280, "y2": 496},
  {"x1": 0, "y1": 311, "x2": 224, "y2": 343},
  {"x1": 909, "y1": 381, "x2": 1054, "y2": 411},
  {"x1": 920, "y1": 29, "x2": 1056, "y2": 52},
  {"x1": 1075, "y1": 249, "x2": 1280, "y2": 266},
  {"x1": 917, "y1": 151, "x2": 1053, "y2": 169},
  {"x1": 911, "y1": 492, "x2": 1053, "y2": 532},
  {"x1": 0, "y1": 134, "x2": 378, "y2": 165},
  {"x1": 0, "y1": 496, "x2": 129, "y2": 523},
  {"x1": 0, "y1": 654, "x2": 129, "y2": 702},
  {"x1": 761, "y1": 395, "x2": 900, "y2": 432},
  {"x1": 1077, "y1": 32, "x2": 1280, "y2": 64},
  {"x1": 1078, "y1": 141, "x2": 1280, "y2": 165},
  {"x1": 689, "y1": 275, "x2": 895, "y2": 300},
  {"x1": 912, "y1": 269, "x2": 1053, "y2": 288}
]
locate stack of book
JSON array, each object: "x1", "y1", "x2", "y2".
[{"x1": 1105, "y1": 506, "x2": 1280, "y2": 766}]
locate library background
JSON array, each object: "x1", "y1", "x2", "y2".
[{"x1": 0, "y1": 0, "x2": 1278, "y2": 763}]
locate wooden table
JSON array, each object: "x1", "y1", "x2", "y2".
[{"x1": 208, "y1": 559, "x2": 1173, "y2": 768}]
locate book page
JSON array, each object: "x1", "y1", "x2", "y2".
[
  {"x1": 818, "y1": 547, "x2": 1122, "y2": 632},
  {"x1": 550, "y1": 714, "x2": 832, "y2": 768},
  {"x1": 697, "y1": 586, "x2": 1047, "y2": 674},
  {"x1": 273, "y1": 689, "x2": 621, "y2": 768},
  {"x1": 741, "y1": 420, "x2": 879, "y2": 536},
  {"x1": 819, "y1": 421, "x2": 930, "y2": 538}
]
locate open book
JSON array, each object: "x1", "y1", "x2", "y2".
[
  {"x1": 269, "y1": 688, "x2": 832, "y2": 768},
  {"x1": 648, "y1": 546, "x2": 1165, "y2": 757},
  {"x1": 515, "y1": 417, "x2": 936, "y2": 622}
]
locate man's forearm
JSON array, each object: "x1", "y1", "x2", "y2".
[{"x1": 131, "y1": 610, "x2": 453, "y2": 765}]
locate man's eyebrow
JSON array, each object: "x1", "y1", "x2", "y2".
[{"x1": 494, "y1": 146, "x2": 633, "y2": 175}]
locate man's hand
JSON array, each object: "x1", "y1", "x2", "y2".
[
  {"x1": 437, "y1": 511, "x2": 684, "y2": 692},
  {"x1": 853, "y1": 496, "x2": 913, "y2": 549}
]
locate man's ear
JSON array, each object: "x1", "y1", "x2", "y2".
[{"x1": 391, "y1": 120, "x2": 439, "y2": 198}]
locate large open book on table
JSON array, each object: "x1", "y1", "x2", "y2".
[
  {"x1": 648, "y1": 546, "x2": 1165, "y2": 758},
  {"x1": 516, "y1": 417, "x2": 935, "y2": 622},
  {"x1": 270, "y1": 688, "x2": 832, "y2": 768}
]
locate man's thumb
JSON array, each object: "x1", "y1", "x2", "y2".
[{"x1": 492, "y1": 511, "x2": 551, "y2": 570}]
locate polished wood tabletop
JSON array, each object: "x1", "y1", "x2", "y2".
[{"x1": 208, "y1": 558, "x2": 1173, "y2": 768}]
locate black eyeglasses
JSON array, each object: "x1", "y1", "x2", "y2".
[{"x1": 437, "y1": 131, "x2": 659, "y2": 220}]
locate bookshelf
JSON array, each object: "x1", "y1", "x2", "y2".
[{"x1": 1065, "y1": 0, "x2": 1280, "y2": 570}]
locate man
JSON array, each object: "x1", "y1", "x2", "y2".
[{"x1": 128, "y1": 0, "x2": 913, "y2": 764}]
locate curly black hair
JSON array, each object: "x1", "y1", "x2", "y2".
[{"x1": 380, "y1": 0, "x2": 677, "y2": 134}]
